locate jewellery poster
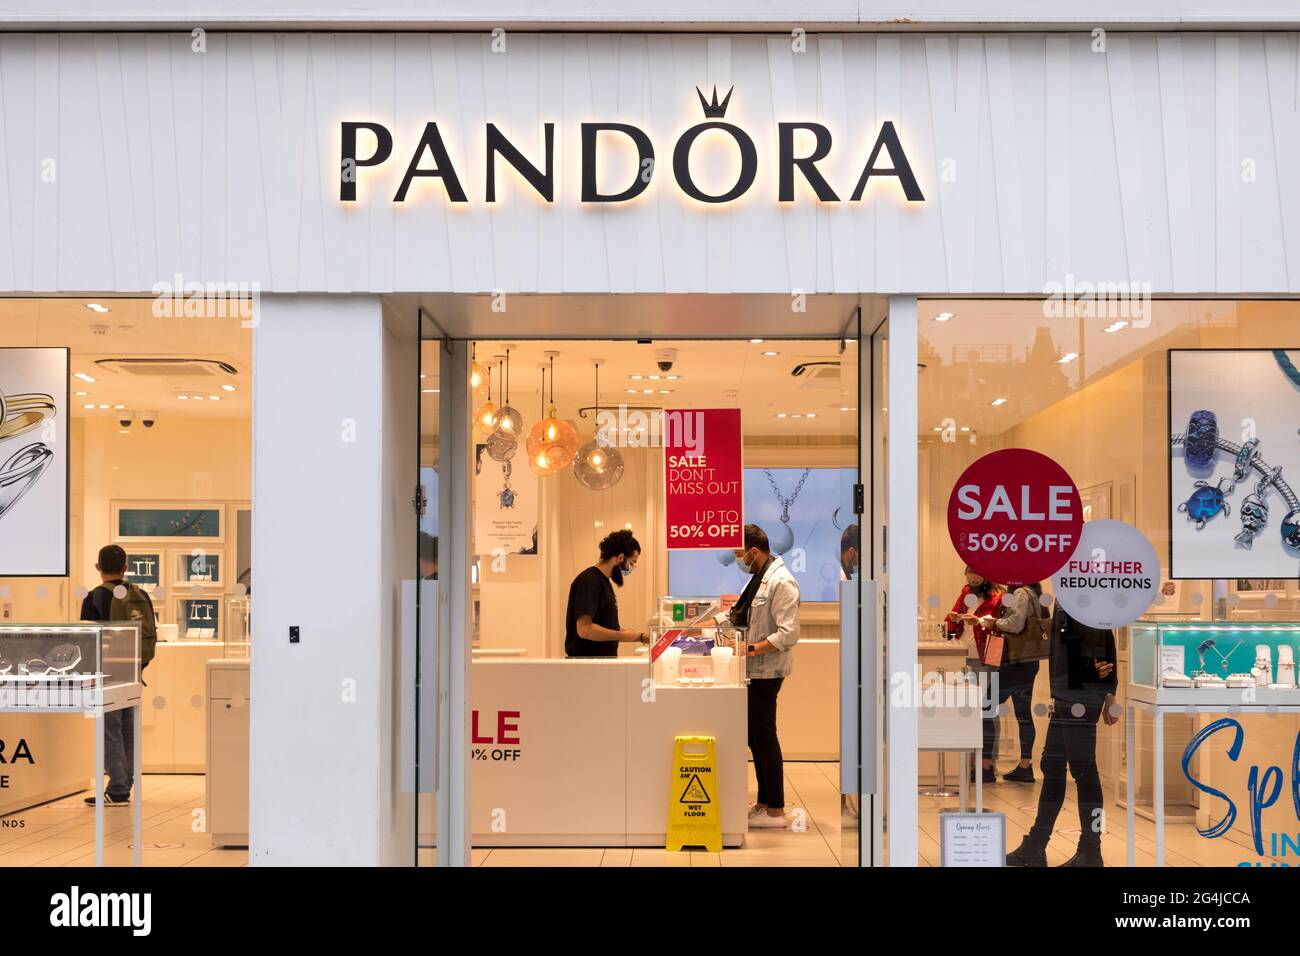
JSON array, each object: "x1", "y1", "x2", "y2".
[
  {"x1": 0, "y1": 347, "x2": 68, "y2": 576},
  {"x1": 1169, "y1": 349, "x2": 1300, "y2": 578},
  {"x1": 473, "y1": 444, "x2": 539, "y2": 556}
]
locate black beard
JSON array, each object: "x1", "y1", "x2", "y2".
[{"x1": 610, "y1": 565, "x2": 624, "y2": 587}]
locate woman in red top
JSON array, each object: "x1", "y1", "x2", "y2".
[{"x1": 945, "y1": 565, "x2": 1004, "y2": 783}]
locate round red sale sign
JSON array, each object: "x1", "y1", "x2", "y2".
[{"x1": 946, "y1": 448, "x2": 1083, "y2": 584}]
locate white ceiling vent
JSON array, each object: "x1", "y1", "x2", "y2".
[
  {"x1": 94, "y1": 358, "x2": 238, "y2": 378},
  {"x1": 790, "y1": 360, "x2": 842, "y2": 389}
]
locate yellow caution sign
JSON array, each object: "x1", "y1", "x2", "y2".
[{"x1": 666, "y1": 735, "x2": 721, "y2": 852}]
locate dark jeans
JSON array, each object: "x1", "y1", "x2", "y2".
[
  {"x1": 748, "y1": 677, "x2": 785, "y2": 809},
  {"x1": 997, "y1": 661, "x2": 1040, "y2": 761},
  {"x1": 1027, "y1": 701, "x2": 1104, "y2": 848},
  {"x1": 103, "y1": 707, "x2": 135, "y2": 799}
]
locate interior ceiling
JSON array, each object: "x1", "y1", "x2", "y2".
[
  {"x1": 409, "y1": 293, "x2": 872, "y2": 340},
  {"x1": 917, "y1": 299, "x2": 1300, "y2": 438},
  {"x1": 0, "y1": 298, "x2": 252, "y2": 420},
  {"x1": 422, "y1": 337, "x2": 859, "y2": 438}
]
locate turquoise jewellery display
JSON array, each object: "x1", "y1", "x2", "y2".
[{"x1": 1171, "y1": 414, "x2": 1300, "y2": 551}]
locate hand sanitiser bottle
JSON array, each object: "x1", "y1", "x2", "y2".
[
  {"x1": 1252, "y1": 645, "x2": 1274, "y2": 687},
  {"x1": 1273, "y1": 645, "x2": 1297, "y2": 689}
]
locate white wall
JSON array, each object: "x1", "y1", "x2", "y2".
[
  {"x1": 250, "y1": 294, "x2": 414, "y2": 865},
  {"x1": 2, "y1": 2, "x2": 1298, "y2": 29},
  {"x1": 1, "y1": 32, "x2": 1299, "y2": 295}
]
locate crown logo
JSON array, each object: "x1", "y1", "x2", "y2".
[{"x1": 695, "y1": 85, "x2": 734, "y2": 119}]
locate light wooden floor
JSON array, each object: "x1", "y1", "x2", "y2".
[
  {"x1": 0, "y1": 775, "x2": 247, "y2": 867},
  {"x1": 2, "y1": 767, "x2": 1275, "y2": 867}
]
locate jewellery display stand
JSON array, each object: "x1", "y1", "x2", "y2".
[
  {"x1": 650, "y1": 595, "x2": 748, "y2": 688},
  {"x1": 1126, "y1": 619, "x2": 1300, "y2": 866},
  {"x1": 0, "y1": 623, "x2": 143, "y2": 866}
]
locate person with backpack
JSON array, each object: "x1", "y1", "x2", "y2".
[
  {"x1": 80, "y1": 544, "x2": 157, "y2": 807},
  {"x1": 990, "y1": 582, "x2": 1050, "y2": 783}
]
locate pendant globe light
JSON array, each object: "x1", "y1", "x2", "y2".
[
  {"x1": 472, "y1": 361, "x2": 501, "y2": 442},
  {"x1": 574, "y1": 360, "x2": 625, "y2": 491},
  {"x1": 526, "y1": 355, "x2": 579, "y2": 476},
  {"x1": 470, "y1": 344, "x2": 489, "y2": 398},
  {"x1": 494, "y1": 344, "x2": 525, "y2": 439}
]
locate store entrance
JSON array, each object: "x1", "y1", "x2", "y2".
[{"x1": 410, "y1": 294, "x2": 880, "y2": 867}]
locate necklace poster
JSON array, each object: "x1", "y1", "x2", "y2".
[
  {"x1": 0, "y1": 348, "x2": 69, "y2": 577},
  {"x1": 473, "y1": 445, "x2": 539, "y2": 556},
  {"x1": 1169, "y1": 349, "x2": 1300, "y2": 579},
  {"x1": 664, "y1": 408, "x2": 743, "y2": 550}
]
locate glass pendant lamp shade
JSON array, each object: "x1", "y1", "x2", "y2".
[
  {"x1": 527, "y1": 404, "x2": 579, "y2": 475},
  {"x1": 486, "y1": 428, "x2": 518, "y2": 462},
  {"x1": 573, "y1": 359, "x2": 625, "y2": 490},
  {"x1": 470, "y1": 361, "x2": 489, "y2": 396},
  {"x1": 472, "y1": 399, "x2": 500, "y2": 441},
  {"x1": 574, "y1": 437, "x2": 624, "y2": 490},
  {"x1": 496, "y1": 405, "x2": 525, "y2": 437}
]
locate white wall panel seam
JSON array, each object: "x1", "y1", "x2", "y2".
[{"x1": 1104, "y1": 36, "x2": 1155, "y2": 288}]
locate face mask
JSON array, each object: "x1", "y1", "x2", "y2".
[
  {"x1": 620, "y1": 560, "x2": 635, "y2": 578},
  {"x1": 736, "y1": 552, "x2": 755, "y2": 574}
]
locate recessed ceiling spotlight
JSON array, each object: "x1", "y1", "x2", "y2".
[
  {"x1": 177, "y1": 395, "x2": 189, "y2": 401},
  {"x1": 1104, "y1": 321, "x2": 1129, "y2": 333},
  {"x1": 806, "y1": 412, "x2": 817, "y2": 418},
  {"x1": 82, "y1": 403, "x2": 95, "y2": 410},
  {"x1": 208, "y1": 395, "x2": 220, "y2": 401},
  {"x1": 114, "y1": 404, "x2": 125, "y2": 410},
  {"x1": 750, "y1": 338, "x2": 764, "y2": 344},
  {"x1": 933, "y1": 312, "x2": 954, "y2": 322},
  {"x1": 626, "y1": 388, "x2": 638, "y2": 394},
  {"x1": 959, "y1": 426, "x2": 970, "y2": 432},
  {"x1": 991, "y1": 398, "x2": 1008, "y2": 406},
  {"x1": 659, "y1": 389, "x2": 671, "y2": 394},
  {"x1": 648, "y1": 374, "x2": 661, "y2": 380},
  {"x1": 629, "y1": 375, "x2": 643, "y2": 380},
  {"x1": 221, "y1": 384, "x2": 237, "y2": 392},
  {"x1": 74, "y1": 373, "x2": 96, "y2": 383},
  {"x1": 665, "y1": 375, "x2": 680, "y2": 381},
  {"x1": 791, "y1": 414, "x2": 803, "y2": 419},
  {"x1": 776, "y1": 413, "x2": 788, "y2": 419},
  {"x1": 97, "y1": 404, "x2": 109, "y2": 410},
  {"x1": 1058, "y1": 352, "x2": 1079, "y2": 364},
  {"x1": 841, "y1": 406, "x2": 849, "y2": 412},
  {"x1": 75, "y1": 391, "x2": 88, "y2": 397},
  {"x1": 762, "y1": 351, "x2": 779, "y2": 357},
  {"x1": 85, "y1": 303, "x2": 110, "y2": 313},
  {"x1": 932, "y1": 426, "x2": 944, "y2": 431}
]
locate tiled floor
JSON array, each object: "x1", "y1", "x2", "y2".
[
  {"x1": 1, "y1": 766, "x2": 1278, "y2": 867},
  {"x1": 0, "y1": 775, "x2": 247, "y2": 867}
]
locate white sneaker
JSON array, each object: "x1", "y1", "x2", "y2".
[
  {"x1": 747, "y1": 804, "x2": 766, "y2": 817},
  {"x1": 749, "y1": 813, "x2": 789, "y2": 829}
]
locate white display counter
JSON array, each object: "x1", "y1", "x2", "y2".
[
  {"x1": 470, "y1": 658, "x2": 748, "y2": 847},
  {"x1": 142, "y1": 641, "x2": 222, "y2": 773}
]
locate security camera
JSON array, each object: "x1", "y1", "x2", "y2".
[
  {"x1": 655, "y1": 348, "x2": 678, "y2": 373},
  {"x1": 141, "y1": 411, "x2": 158, "y2": 429},
  {"x1": 118, "y1": 411, "x2": 135, "y2": 428}
]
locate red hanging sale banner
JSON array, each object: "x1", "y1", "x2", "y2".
[
  {"x1": 663, "y1": 408, "x2": 744, "y2": 550},
  {"x1": 947, "y1": 448, "x2": 1083, "y2": 584}
]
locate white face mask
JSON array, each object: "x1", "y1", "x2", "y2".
[
  {"x1": 736, "y1": 551, "x2": 756, "y2": 574},
  {"x1": 620, "y1": 560, "x2": 635, "y2": 577}
]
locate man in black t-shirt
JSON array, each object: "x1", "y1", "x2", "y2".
[{"x1": 564, "y1": 529, "x2": 648, "y2": 657}]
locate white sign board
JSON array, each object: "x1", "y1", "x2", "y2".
[
  {"x1": 1052, "y1": 520, "x2": 1160, "y2": 629},
  {"x1": 940, "y1": 812, "x2": 1005, "y2": 867}
]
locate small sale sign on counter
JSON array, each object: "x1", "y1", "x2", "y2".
[
  {"x1": 947, "y1": 448, "x2": 1083, "y2": 584},
  {"x1": 664, "y1": 408, "x2": 743, "y2": 550}
]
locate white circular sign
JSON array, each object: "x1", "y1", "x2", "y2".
[{"x1": 1051, "y1": 520, "x2": 1160, "y2": 629}]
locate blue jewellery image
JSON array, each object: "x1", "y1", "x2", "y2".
[
  {"x1": 497, "y1": 460, "x2": 516, "y2": 510},
  {"x1": 1171, "y1": 407, "x2": 1300, "y2": 552},
  {"x1": 1178, "y1": 477, "x2": 1232, "y2": 529},
  {"x1": 1184, "y1": 409, "x2": 1219, "y2": 468}
]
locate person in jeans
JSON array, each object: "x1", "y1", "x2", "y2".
[
  {"x1": 720, "y1": 524, "x2": 801, "y2": 829},
  {"x1": 1006, "y1": 603, "x2": 1118, "y2": 867},
  {"x1": 80, "y1": 544, "x2": 156, "y2": 807},
  {"x1": 944, "y1": 566, "x2": 1003, "y2": 783},
  {"x1": 992, "y1": 582, "x2": 1048, "y2": 783}
]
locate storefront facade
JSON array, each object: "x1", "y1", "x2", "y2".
[{"x1": 1, "y1": 2, "x2": 1300, "y2": 868}]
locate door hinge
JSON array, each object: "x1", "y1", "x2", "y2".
[
  {"x1": 853, "y1": 483, "x2": 865, "y2": 515},
  {"x1": 413, "y1": 483, "x2": 428, "y2": 517}
]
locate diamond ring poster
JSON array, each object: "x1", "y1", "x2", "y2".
[{"x1": 0, "y1": 347, "x2": 69, "y2": 576}]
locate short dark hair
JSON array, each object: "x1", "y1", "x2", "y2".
[
  {"x1": 599, "y1": 529, "x2": 641, "y2": 561},
  {"x1": 98, "y1": 544, "x2": 127, "y2": 576},
  {"x1": 419, "y1": 532, "x2": 438, "y2": 563},
  {"x1": 743, "y1": 524, "x2": 770, "y2": 554},
  {"x1": 841, "y1": 523, "x2": 860, "y2": 555}
]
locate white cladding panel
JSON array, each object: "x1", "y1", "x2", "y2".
[{"x1": 0, "y1": 31, "x2": 1297, "y2": 294}]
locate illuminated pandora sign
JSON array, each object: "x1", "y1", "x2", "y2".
[{"x1": 339, "y1": 86, "x2": 924, "y2": 205}]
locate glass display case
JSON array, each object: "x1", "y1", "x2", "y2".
[
  {"x1": 1129, "y1": 619, "x2": 1300, "y2": 704},
  {"x1": 0, "y1": 623, "x2": 141, "y2": 709},
  {"x1": 225, "y1": 596, "x2": 251, "y2": 660}
]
